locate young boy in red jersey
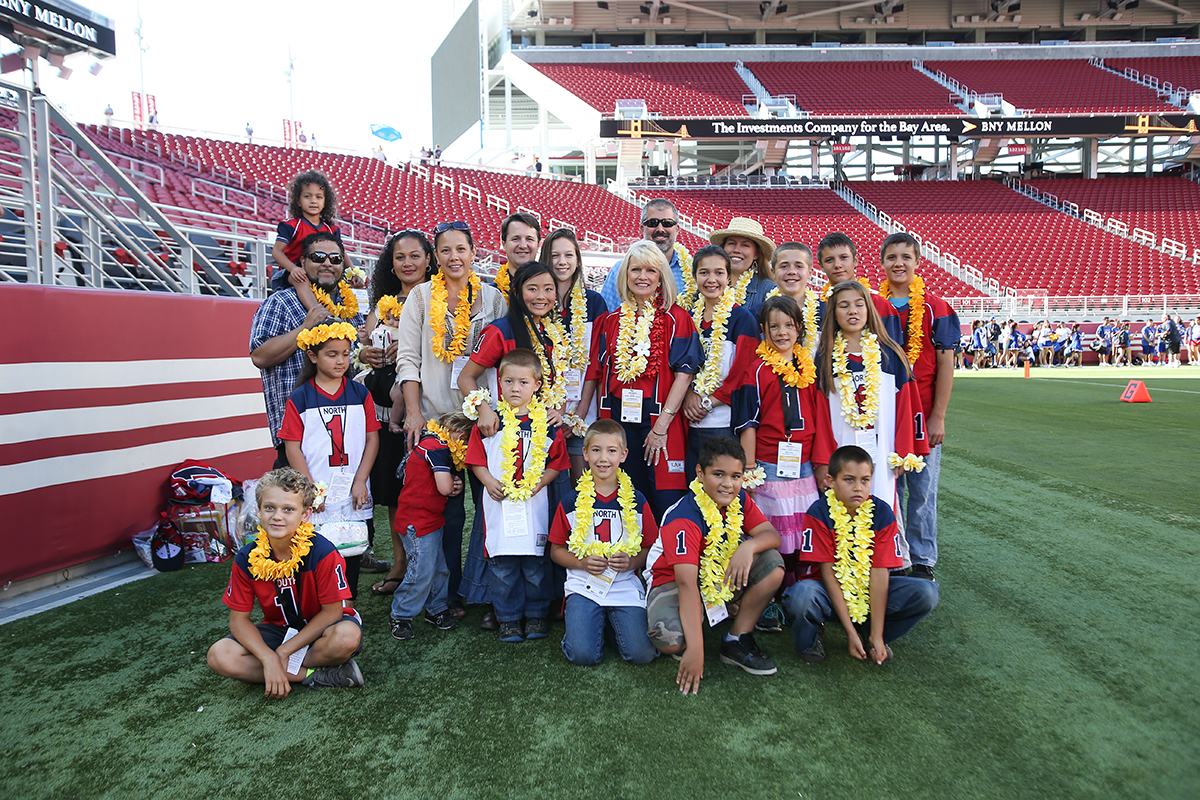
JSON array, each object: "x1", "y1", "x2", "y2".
[
  {"x1": 206, "y1": 468, "x2": 363, "y2": 697},
  {"x1": 645, "y1": 436, "x2": 785, "y2": 693},
  {"x1": 878, "y1": 232, "x2": 959, "y2": 581},
  {"x1": 388, "y1": 412, "x2": 472, "y2": 642},
  {"x1": 549, "y1": 419, "x2": 658, "y2": 666},
  {"x1": 467, "y1": 349, "x2": 570, "y2": 643},
  {"x1": 782, "y1": 446, "x2": 938, "y2": 664}
]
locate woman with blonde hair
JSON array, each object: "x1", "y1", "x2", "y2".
[{"x1": 578, "y1": 240, "x2": 701, "y2": 518}]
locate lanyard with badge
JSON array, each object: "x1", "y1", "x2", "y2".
[{"x1": 776, "y1": 378, "x2": 805, "y2": 479}]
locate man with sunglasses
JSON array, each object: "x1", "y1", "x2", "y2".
[
  {"x1": 251, "y1": 232, "x2": 366, "y2": 466},
  {"x1": 600, "y1": 199, "x2": 687, "y2": 312}
]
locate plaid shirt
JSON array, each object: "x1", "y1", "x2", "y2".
[{"x1": 249, "y1": 287, "x2": 364, "y2": 445}]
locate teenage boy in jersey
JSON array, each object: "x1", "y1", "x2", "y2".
[
  {"x1": 814, "y1": 231, "x2": 903, "y2": 343},
  {"x1": 879, "y1": 232, "x2": 959, "y2": 581},
  {"x1": 207, "y1": 468, "x2": 364, "y2": 697},
  {"x1": 645, "y1": 437, "x2": 784, "y2": 693},
  {"x1": 782, "y1": 446, "x2": 938, "y2": 664}
]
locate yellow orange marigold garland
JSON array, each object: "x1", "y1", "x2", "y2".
[
  {"x1": 297, "y1": 321, "x2": 359, "y2": 351},
  {"x1": 879, "y1": 274, "x2": 925, "y2": 365},
  {"x1": 819, "y1": 276, "x2": 872, "y2": 302},
  {"x1": 756, "y1": 340, "x2": 816, "y2": 389},
  {"x1": 312, "y1": 281, "x2": 359, "y2": 319},
  {"x1": 826, "y1": 488, "x2": 875, "y2": 624},
  {"x1": 429, "y1": 269, "x2": 480, "y2": 363},
  {"x1": 425, "y1": 419, "x2": 467, "y2": 470},
  {"x1": 691, "y1": 477, "x2": 744, "y2": 606},
  {"x1": 567, "y1": 469, "x2": 642, "y2": 558},
  {"x1": 832, "y1": 331, "x2": 882, "y2": 429},
  {"x1": 375, "y1": 294, "x2": 404, "y2": 322},
  {"x1": 498, "y1": 397, "x2": 550, "y2": 502},
  {"x1": 248, "y1": 522, "x2": 316, "y2": 582},
  {"x1": 494, "y1": 266, "x2": 511, "y2": 301}
]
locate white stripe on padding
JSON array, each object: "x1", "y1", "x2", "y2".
[
  {"x1": 0, "y1": 429, "x2": 274, "y2": 495},
  {"x1": 0, "y1": 358, "x2": 260, "y2": 394},
  {"x1": 0, "y1": 393, "x2": 269, "y2": 444}
]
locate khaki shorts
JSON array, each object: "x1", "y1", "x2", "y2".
[{"x1": 646, "y1": 548, "x2": 784, "y2": 649}]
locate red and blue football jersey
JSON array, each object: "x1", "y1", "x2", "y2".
[
  {"x1": 224, "y1": 533, "x2": 351, "y2": 626},
  {"x1": 646, "y1": 489, "x2": 769, "y2": 589}
]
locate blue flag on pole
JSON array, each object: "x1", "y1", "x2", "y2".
[{"x1": 371, "y1": 124, "x2": 402, "y2": 142}]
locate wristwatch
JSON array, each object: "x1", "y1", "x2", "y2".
[{"x1": 700, "y1": 395, "x2": 713, "y2": 411}]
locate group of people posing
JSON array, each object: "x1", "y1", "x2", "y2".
[{"x1": 213, "y1": 170, "x2": 957, "y2": 696}]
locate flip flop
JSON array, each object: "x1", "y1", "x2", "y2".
[{"x1": 371, "y1": 576, "x2": 403, "y2": 596}]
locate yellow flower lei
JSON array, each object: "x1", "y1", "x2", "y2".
[
  {"x1": 311, "y1": 281, "x2": 359, "y2": 319},
  {"x1": 343, "y1": 265, "x2": 367, "y2": 283},
  {"x1": 296, "y1": 321, "x2": 359, "y2": 351},
  {"x1": 675, "y1": 242, "x2": 698, "y2": 308},
  {"x1": 690, "y1": 477, "x2": 744, "y2": 606},
  {"x1": 429, "y1": 269, "x2": 480, "y2": 363},
  {"x1": 756, "y1": 340, "x2": 816, "y2": 388},
  {"x1": 887, "y1": 452, "x2": 926, "y2": 473},
  {"x1": 614, "y1": 301, "x2": 655, "y2": 383},
  {"x1": 563, "y1": 278, "x2": 589, "y2": 371},
  {"x1": 494, "y1": 266, "x2": 511, "y2": 301},
  {"x1": 462, "y1": 388, "x2": 491, "y2": 419},
  {"x1": 826, "y1": 488, "x2": 876, "y2": 624},
  {"x1": 567, "y1": 469, "x2": 642, "y2": 557},
  {"x1": 692, "y1": 288, "x2": 736, "y2": 397},
  {"x1": 425, "y1": 419, "x2": 467, "y2": 470},
  {"x1": 527, "y1": 316, "x2": 569, "y2": 408},
  {"x1": 498, "y1": 396, "x2": 550, "y2": 502},
  {"x1": 879, "y1": 274, "x2": 925, "y2": 365},
  {"x1": 833, "y1": 331, "x2": 882, "y2": 429},
  {"x1": 375, "y1": 294, "x2": 404, "y2": 323},
  {"x1": 248, "y1": 522, "x2": 316, "y2": 582},
  {"x1": 730, "y1": 269, "x2": 754, "y2": 306}
]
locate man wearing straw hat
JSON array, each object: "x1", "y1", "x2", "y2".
[{"x1": 710, "y1": 217, "x2": 778, "y2": 322}]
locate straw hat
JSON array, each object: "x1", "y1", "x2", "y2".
[{"x1": 709, "y1": 217, "x2": 775, "y2": 265}]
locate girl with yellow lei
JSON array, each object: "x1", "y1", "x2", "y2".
[
  {"x1": 733, "y1": 295, "x2": 838, "y2": 591},
  {"x1": 681, "y1": 246, "x2": 762, "y2": 478},
  {"x1": 542, "y1": 228, "x2": 609, "y2": 482},
  {"x1": 459, "y1": 262, "x2": 570, "y2": 437},
  {"x1": 816, "y1": 281, "x2": 927, "y2": 567},
  {"x1": 547, "y1": 420, "x2": 658, "y2": 666},
  {"x1": 576, "y1": 240, "x2": 702, "y2": 521}
]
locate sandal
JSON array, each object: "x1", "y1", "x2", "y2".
[{"x1": 371, "y1": 576, "x2": 403, "y2": 596}]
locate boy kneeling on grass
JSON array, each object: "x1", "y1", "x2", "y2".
[
  {"x1": 645, "y1": 436, "x2": 785, "y2": 694},
  {"x1": 207, "y1": 468, "x2": 364, "y2": 697},
  {"x1": 782, "y1": 446, "x2": 938, "y2": 665}
]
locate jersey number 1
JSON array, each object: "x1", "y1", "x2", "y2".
[{"x1": 324, "y1": 414, "x2": 349, "y2": 467}]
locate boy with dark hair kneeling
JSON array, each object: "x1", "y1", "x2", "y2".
[
  {"x1": 782, "y1": 446, "x2": 938, "y2": 664},
  {"x1": 646, "y1": 436, "x2": 785, "y2": 693},
  {"x1": 207, "y1": 468, "x2": 364, "y2": 697}
]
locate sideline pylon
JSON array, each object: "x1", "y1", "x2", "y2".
[
  {"x1": 1119, "y1": 380, "x2": 1152, "y2": 403},
  {"x1": 1023, "y1": 361, "x2": 1031, "y2": 379}
]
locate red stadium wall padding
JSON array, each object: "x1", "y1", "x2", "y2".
[{"x1": 0, "y1": 285, "x2": 276, "y2": 584}]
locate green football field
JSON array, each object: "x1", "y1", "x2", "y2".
[{"x1": 3, "y1": 366, "x2": 1198, "y2": 799}]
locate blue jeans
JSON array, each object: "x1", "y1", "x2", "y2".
[
  {"x1": 561, "y1": 593, "x2": 657, "y2": 666},
  {"x1": 390, "y1": 526, "x2": 450, "y2": 620},
  {"x1": 489, "y1": 554, "x2": 550, "y2": 623},
  {"x1": 781, "y1": 576, "x2": 938, "y2": 654},
  {"x1": 898, "y1": 443, "x2": 941, "y2": 567}
]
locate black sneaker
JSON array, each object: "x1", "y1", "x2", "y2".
[
  {"x1": 799, "y1": 631, "x2": 827, "y2": 663},
  {"x1": 719, "y1": 633, "x2": 778, "y2": 676},
  {"x1": 910, "y1": 564, "x2": 936, "y2": 581},
  {"x1": 524, "y1": 617, "x2": 549, "y2": 639},
  {"x1": 755, "y1": 602, "x2": 786, "y2": 633},
  {"x1": 424, "y1": 609, "x2": 460, "y2": 631},
  {"x1": 498, "y1": 621, "x2": 524, "y2": 643},
  {"x1": 389, "y1": 617, "x2": 414, "y2": 641},
  {"x1": 301, "y1": 658, "x2": 364, "y2": 688}
]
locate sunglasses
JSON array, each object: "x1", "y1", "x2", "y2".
[
  {"x1": 434, "y1": 221, "x2": 471, "y2": 233},
  {"x1": 641, "y1": 218, "x2": 678, "y2": 228},
  {"x1": 305, "y1": 252, "x2": 344, "y2": 265}
]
